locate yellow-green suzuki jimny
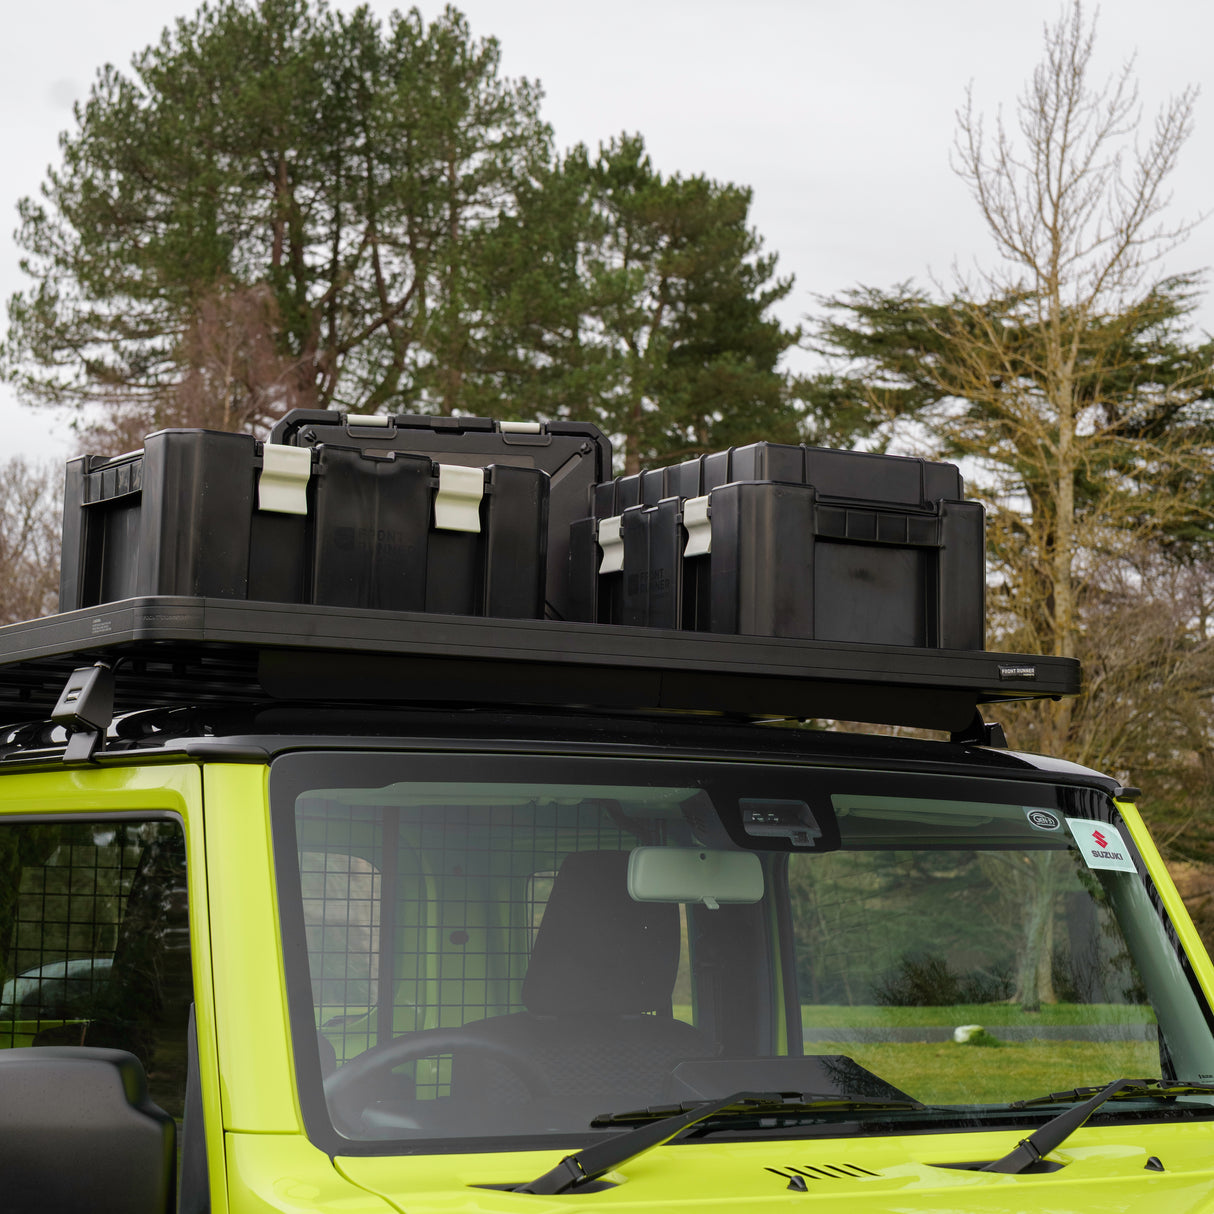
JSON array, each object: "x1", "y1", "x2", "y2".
[{"x1": 2, "y1": 415, "x2": 1213, "y2": 1213}]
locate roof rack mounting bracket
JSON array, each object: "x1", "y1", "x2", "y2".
[
  {"x1": 51, "y1": 663, "x2": 116, "y2": 763},
  {"x1": 62, "y1": 728, "x2": 104, "y2": 763},
  {"x1": 951, "y1": 711, "x2": 1008, "y2": 748}
]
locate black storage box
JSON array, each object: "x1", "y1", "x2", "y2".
[
  {"x1": 269, "y1": 411, "x2": 609, "y2": 620},
  {"x1": 58, "y1": 422, "x2": 557, "y2": 620},
  {"x1": 569, "y1": 442, "x2": 986, "y2": 649}
]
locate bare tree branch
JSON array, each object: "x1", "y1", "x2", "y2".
[{"x1": 0, "y1": 460, "x2": 61, "y2": 626}]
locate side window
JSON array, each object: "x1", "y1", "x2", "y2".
[{"x1": 0, "y1": 818, "x2": 191, "y2": 1119}]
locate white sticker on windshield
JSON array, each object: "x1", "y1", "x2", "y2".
[
  {"x1": 1066, "y1": 819, "x2": 1137, "y2": 873},
  {"x1": 1024, "y1": 808, "x2": 1062, "y2": 832}
]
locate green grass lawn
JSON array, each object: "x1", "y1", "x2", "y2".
[
  {"x1": 675, "y1": 1002, "x2": 1155, "y2": 1031},
  {"x1": 801, "y1": 1002, "x2": 1157, "y2": 1028},
  {"x1": 809, "y1": 1038, "x2": 1162, "y2": 1105},
  {"x1": 803, "y1": 1004, "x2": 1159, "y2": 1104},
  {"x1": 670, "y1": 1003, "x2": 1161, "y2": 1104}
]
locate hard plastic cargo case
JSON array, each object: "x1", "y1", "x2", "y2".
[
  {"x1": 269, "y1": 411, "x2": 610, "y2": 620},
  {"x1": 57, "y1": 419, "x2": 572, "y2": 621},
  {"x1": 569, "y1": 441, "x2": 985, "y2": 648}
]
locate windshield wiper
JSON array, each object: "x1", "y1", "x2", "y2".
[
  {"x1": 590, "y1": 1092, "x2": 924, "y2": 1127},
  {"x1": 983, "y1": 1077, "x2": 1214, "y2": 1175},
  {"x1": 1009, "y1": 1078, "x2": 1214, "y2": 1110},
  {"x1": 516, "y1": 1090, "x2": 925, "y2": 1196}
]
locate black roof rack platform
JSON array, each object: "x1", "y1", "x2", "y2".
[{"x1": 0, "y1": 597, "x2": 1079, "y2": 732}]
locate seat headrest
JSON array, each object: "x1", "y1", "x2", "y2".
[{"x1": 522, "y1": 850, "x2": 680, "y2": 1018}]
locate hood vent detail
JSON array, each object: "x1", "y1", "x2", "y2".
[{"x1": 766, "y1": 1163, "x2": 881, "y2": 1190}]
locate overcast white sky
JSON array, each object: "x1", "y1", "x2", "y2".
[{"x1": 2, "y1": 0, "x2": 1211, "y2": 465}]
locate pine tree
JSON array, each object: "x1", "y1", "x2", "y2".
[
  {"x1": 4, "y1": 1, "x2": 550, "y2": 432},
  {"x1": 474, "y1": 135, "x2": 804, "y2": 471}
]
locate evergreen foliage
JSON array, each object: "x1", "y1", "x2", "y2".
[
  {"x1": 3, "y1": 1, "x2": 808, "y2": 467},
  {"x1": 4, "y1": 0, "x2": 551, "y2": 425},
  {"x1": 474, "y1": 136, "x2": 802, "y2": 472}
]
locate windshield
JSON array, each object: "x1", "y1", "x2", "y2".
[{"x1": 269, "y1": 751, "x2": 1214, "y2": 1154}]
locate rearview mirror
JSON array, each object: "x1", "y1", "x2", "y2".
[{"x1": 627, "y1": 847, "x2": 763, "y2": 909}]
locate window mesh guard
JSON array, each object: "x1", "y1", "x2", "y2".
[
  {"x1": 0, "y1": 819, "x2": 192, "y2": 1119},
  {"x1": 298, "y1": 798, "x2": 633, "y2": 1097},
  {"x1": 2, "y1": 826, "x2": 145, "y2": 1033}
]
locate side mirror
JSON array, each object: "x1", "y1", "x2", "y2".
[{"x1": 0, "y1": 1047, "x2": 175, "y2": 1214}]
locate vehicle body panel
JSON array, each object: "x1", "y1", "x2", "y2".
[
  {"x1": 3, "y1": 737, "x2": 1214, "y2": 1212},
  {"x1": 338, "y1": 1126, "x2": 1214, "y2": 1212},
  {"x1": 225, "y1": 1133, "x2": 395, "y2": 1213},
  {"x1": 204, "y1": 763, "x2": 299, "y2": 1134}
]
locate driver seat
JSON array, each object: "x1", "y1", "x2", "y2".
[{"x1": 454, "y1": 850, "x2": 715, "y2": 1101}]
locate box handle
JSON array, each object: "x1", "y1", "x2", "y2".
[
  {"x1": 258, "y1": 445, "x2": 313, "y2": 515},
  {"x1": 815, "y1": 504, "x2": 942, "y2": 548},
  {"x1": 682, "y1": 495, "x2": 712, "y2": 557},
  {"x1": 434, "y1": 464, "x2": 485, "y2": 533}
]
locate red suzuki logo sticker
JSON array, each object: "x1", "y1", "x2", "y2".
[{"x1": 1066, "y1": 819, "x2": 1137, "y2": 873}]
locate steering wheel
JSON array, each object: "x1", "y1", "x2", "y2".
[{"x1": 323, "y1": 1027, "x2": 552, "y2": 1132}]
